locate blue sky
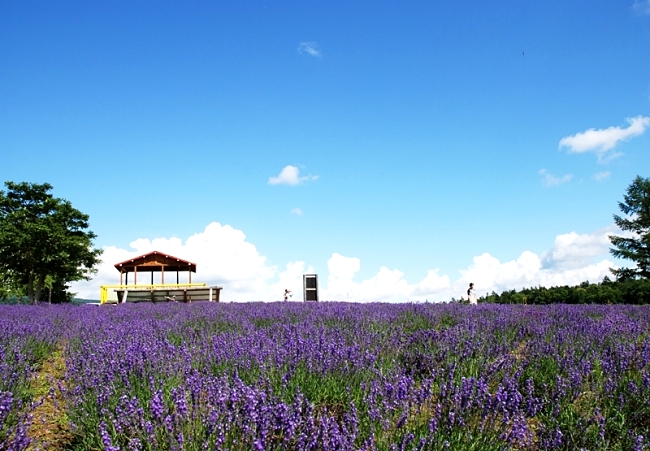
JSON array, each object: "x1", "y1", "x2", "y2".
[{"x1": 1, "y1": 1, "x2": 649, "y2": 301}]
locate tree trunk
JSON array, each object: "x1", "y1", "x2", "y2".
[
  {"x1": 33, "y1": 272, "x2": 46, "y2": 305},
  {"x1": 27, "y1": 272, "x2": 34, "y2": 305}
]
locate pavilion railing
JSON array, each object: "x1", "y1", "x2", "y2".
[{"x1": 100, "y1": 283, "x2": 207, "y2": 304}]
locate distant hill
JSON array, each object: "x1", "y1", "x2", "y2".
[{"x1": 72, "y1": 298, "x2": 100, "y2": 305}]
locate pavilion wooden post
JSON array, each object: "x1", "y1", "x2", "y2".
[{"x1": 112, "y1": 252, "x2": 199, "y2": 303}]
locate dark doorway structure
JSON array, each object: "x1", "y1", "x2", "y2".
[{"x1": 303, "y1": 274, "x2": 319, "y2": 302}]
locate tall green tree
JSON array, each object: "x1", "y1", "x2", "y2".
[
  {"x1": 0, "y1": 268, "x2": 25, "y2": 302},
  {"x1": 609, "y1": 175, "x2": 650, "y2": 280},
  {"x1": 0, "y1": 181, "x2": 102, "y2": 304}
]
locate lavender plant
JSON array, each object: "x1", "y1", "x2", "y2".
[
  {"x1": 0, "y1": 305, "x2": 68, "y2": 450},
  {"x1": 2, "y1": 302, "x2": 650, "y2": 450}
]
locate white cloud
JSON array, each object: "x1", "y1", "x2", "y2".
[
  {"x1": 291, "y1": 208, "x2": 303, "y2": 216},
  {"x1": 457, "y1": 251, "x2": 542, "y2": 294},
  {"x1": 298, "y1": 42, "x2": 321, "y2": 57},
  {"x1": 71, "y1": 222, "x2": 621, "y2": 303},
  {"x1": 456, "y1": 252, "x2": 613, "y2": 298},
  {"x1": 453, "y1": 227, "x2": 617, "y2": 298},
  {"x1": 541, "y1": 226, "x2": 615, "y2": 270},
  {"x1": 324, "y1": 253, "x2": 448, "y2": 302},
  {"x1": 72, "y1": 222, "x2": 279, "y2": 301},
  {"x1": 559, "y1": 116, "x2": 650, "y2": 163},
  {"x1": 633, "y1": 0, "x2": 650, "y2": 13},
  {"x1": 322, "y1": 228, "x2": 618, "y2": 302},
  {"x1": 538, "y1": 168, "x2": 572, "y2": 187},
  {"x1": 327, "y1": 253, "x2": 360, "y2": 283},
  {"x1": 592, "y1": 171, "x2": 611, "y2": 182},
  {"x1": 268, "y1": 261, "x2": 314, "y2": 302},
  {"x1": 324, "y1": 256, "x2": 412, "y2": 302},
  {"x1": 268, "y1": 165, "x2": 318, "y2": 186},
  {"x1": 410, "y1": 270, "x2": 452, "y2": 298}
]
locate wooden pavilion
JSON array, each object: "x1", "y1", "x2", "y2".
[
  {"x1": 115, "y1": 251, "x2": 197, "y2": 285},
  {"x1": 99, "y1": 251, "x2": 222, "y2": 304}
]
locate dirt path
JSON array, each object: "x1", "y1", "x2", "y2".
[{"x1": 26, "y1": 343, "x2": 72, "y2": 450}]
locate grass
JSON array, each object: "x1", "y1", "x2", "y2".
[{"x1": 26, "y1": 342, "x2": 72, "y2": 451}]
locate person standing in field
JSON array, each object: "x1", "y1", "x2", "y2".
[
  {"x1": 283, "y1": 289, "x2": 292, "y2": 302},
  {"x1": 467, "y1": 283, "x2": 478, "y2": 305}
]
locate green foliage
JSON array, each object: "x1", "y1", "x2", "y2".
[
  {"x1": 609, "y1": 175, "x2": 650, "y2": 280},
  {"x1": 0, "y1": 278, "x2": 26, "y2": 303},
  {"x1": 0, "y1": 181, "x2": 103, "y2": 304},
  {"x1": 39, "y1": 274, "x2": 75, "y2": 304},
  {"x1": 481, "y1": 278, "x2": 650, "y2": 304}
]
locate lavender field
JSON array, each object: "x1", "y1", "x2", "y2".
[{"x1": 1, "y1": 302, "x2": 650, "y2": 450}]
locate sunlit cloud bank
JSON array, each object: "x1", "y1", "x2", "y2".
[
  {"x1": 455, "y1": 227, "x2": 615, "y2": 299},
  {"x1": 324, "y1": 226, "x2": 616, "y2": 302},
  {"x1": 72, "y1": 223, "x2": 620, "y2": 302},
  {"x1": 72, "y1": 223, "x2": 284, "y2": 301}
]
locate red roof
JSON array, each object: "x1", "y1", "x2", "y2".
[{"x1": 114, "y1": 251, "x2": 197, "y2": 273}]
